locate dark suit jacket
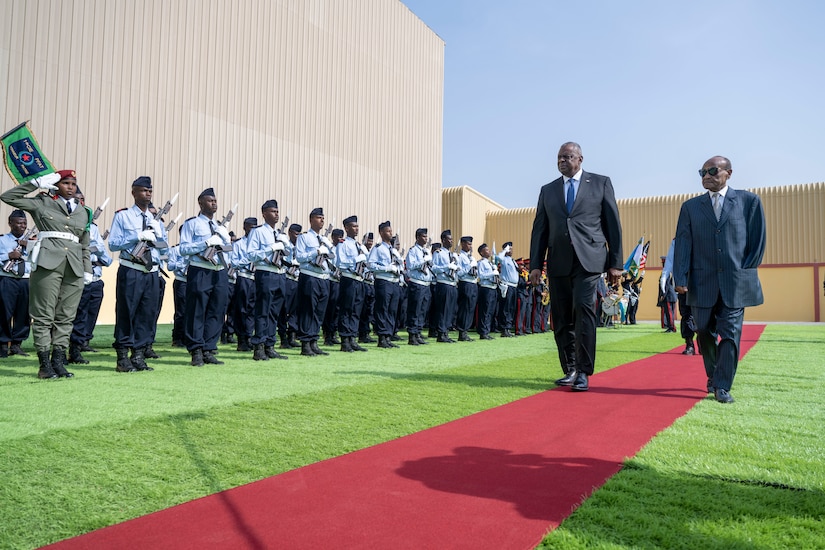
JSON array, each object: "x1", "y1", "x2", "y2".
[
  {"x1": 673, "y1": 187, "x2": 765, "y2": 308},
  {"x1": 529, "y1": 171, "x2": 623, "y2": 276}
]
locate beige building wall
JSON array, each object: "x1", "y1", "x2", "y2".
[
  {"x1": 443, "y1": 182, "x2": 825, "y2": 322},
  {"x1": 1, "y1": 0, "x2": 444, "y2": 324},
  {"x1": 441, "y1": 185, "x2": 504, "y2": 252}
]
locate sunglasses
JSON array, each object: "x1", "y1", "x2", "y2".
[{"x1": 698, "y1": 166, "x2": 727, "y2": 177}]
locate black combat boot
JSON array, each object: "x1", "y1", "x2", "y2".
[
  {"x1": 416, "y1": 334, "x2": 429, "y2": 345},
  {"x1": 253, "y1": 343, "x2": 269, "y2": 361},
  {"x1": 131, "y1": 347, "x2": 154, "y2": 371},
  {"x1": 301, "y1": 341, "x2": 316, "y2": 357},
  {"x1": 9, "y1": 342, "x2": 28, "y2": 356},
  {"x1": 203, "y1": 350, "x2": 224, "y2": 364},
  {"x1": 68, "y1": 342, "x2": 89, "y2": 364},
  {"x1": 51, "y1": 346, "x2": 74, "y2": 378},
  {"x1": 349, "y1": 336, "x2": 368, "y2": 352},
  {"x1": 190, "y1": 348, "x2": 205, "y2": 367},
  {"x1": 115, "y1": 348, "x2": 137, "y2": 373},
  {"x1": 340, "y1": 336, "x2": 354, "y2": 352},
  {"x1": 237, "y1": 335, "x2": 251, "y2": 352},
  {"x1": 79, "y1": 341, "x2": 97, "y2": 352},
  {"x1": 37, "y1": 349, "x2": 58, "y2": 379},
  {"x1": 408, "y1": 333, "x2": 420, "y2": 346},
  {"x1": 144, "y1": 344, "x2": 160, "y2": 359},
  {"x1": 310, "y1": 340, "x2": 329, "y2": 356},
  {"x1": 264, "y1": 345, "x2": 288, "y2": 360}
]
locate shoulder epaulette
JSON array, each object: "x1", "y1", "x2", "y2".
[
  {"x1": 185, "y1": 216, "x2": 197, "y2": 222},
  {"x1": 116, "y1": 207, "x2": 128, "y2": 213}
]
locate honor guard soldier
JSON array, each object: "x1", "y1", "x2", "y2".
[
  {"x1": 0, "y1": 209, "x2": 33, "y2": 357},
  {"x1": 431, "y1": 229, "x2": 459, "y2": 343},
  {"x1": 108, "y1": 176, "x2": 167, "y2": 372},
  {"x1": 68, "y1": 189, "x2": 113, "y2": 364},
  {"x1": 456, "y1": 236, "x2": 479, "y2": 342},
  {"x1": 1, "y1": 170, "x2": 92, "y2": 379},
  {"x1": 295, "y1": 207, "x2": 334, "y2": 356},
  {"x1": 476, "y1": 243, "x2": 499, "y2": 340},
  {"x1": 246, "y1": 200, "x2": 290, "y2": 361},
  {"x1": 279, "y1": 223, "x2": 302, "y2": 349},
  {"x1": 334, "y1": 215, "x2": 369, "y2": 352},
  {"x1": 368, "y1": 221, "x2": 402, "y2": 348},
  {"x1": 358, "y1": 232, "x2": 377, "y2": 343},
  {"x1": 497, "y1": 242, "x2": 519, "y2": 337},
  {"x1": 229, "y1": 217, "x2": 258, "y2": 352},
  {"x1": 404, "y1": 228, "x2": 433, "y2": 346},
  {"x1": 180, "y1": 188, "x2": 232, "y2": 366}
]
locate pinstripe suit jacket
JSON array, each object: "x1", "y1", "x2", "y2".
[{"x1": 673, "y1": 187, "x2": 766, "y2": 308}]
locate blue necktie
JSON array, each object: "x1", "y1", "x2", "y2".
[{"x1": 566, "y1": 179, "x2": 576, "y2": 213}]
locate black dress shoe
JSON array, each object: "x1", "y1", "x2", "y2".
[
  {"x1": 555, "y1": 369, "x2": 578, "y2": 387},
  {"x1": 571, "y1": 372, "x2": 589, "y2": 392},
  {"x1": 479, "y1": 334, "x2": 494, "y2": 340},
  {"x1": 416, "y1": 334, "x2": 429, "y2": 345},
  {"x1": 682, "y1": 346, "x2": 695, "y2": 355},
  {"x1": 436, "y1": 333, "x2": 454, "y2": 343},
  {"x1": 203, "y1": 350, "x2": 225, "y2": 364},
  {"x1": 714, "y1": 388, "x2": 734, "y2": 403}
]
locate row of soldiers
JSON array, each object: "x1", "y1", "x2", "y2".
[{"x1": 0, "y1": 175, "x2": 535, "y2": 376}]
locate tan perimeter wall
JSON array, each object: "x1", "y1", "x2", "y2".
[
  {"x1": 443, "y1": 183, "x2": 825, "y2": 322},
  {"x1": 1, "y1": 0, "x2": 444, "y2": 325}
]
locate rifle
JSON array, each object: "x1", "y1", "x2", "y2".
[
  {"x1": 202, "y1": 203, "x2": 237, "y2": 265},
  {"x1": 271, "y1": 215, "x2": 290, "y2": 266},
  {"x1": 165, "y1": 212, "x2": 183, "y2": 234},
  {"x1": 2, "y1": 227, "x2": 38, "y2": 274},
  {"x1": 92, "y1": 197, "x2": 110, "y2": 221},
  {"x1": 130, "y1": 193, "x2": 179, "y2": 267},
  {"x1": 317, "y1": 223, "x2": 341, "y2": 279}
]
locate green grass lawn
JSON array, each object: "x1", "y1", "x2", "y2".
[{"x1": 1, "y1": 324, "x2": 822, "y2": 549}]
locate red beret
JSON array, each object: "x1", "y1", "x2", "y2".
[{"x1": 57, "y1": 169, "x2": 76, "y2": 180}]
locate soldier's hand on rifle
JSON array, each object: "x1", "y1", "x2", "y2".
[
  {"x1": 149, "y1": 219, "x2": 163, "y2": 236},
  {"x1": 271, "y1": 241, "x2": 285, "y2": 252},
  {"x1": 448, "y1": 262, "x2": 458, "y2": 271},
  {"x1": 356, "y1": 253, "x2": 367, "y2": 264},
  {"x1": 205, "y1": 234, "x2": 223, "y2": 247},
  {"x1": 318, "y1": 245, "x2": 330, "y2": 256},
  {"x1": 319, "y1": 236, "x2": 333, "y2": 249},
  {"x1": 138, "y1": 229, "x2": 156, "y2": 242},
  {"x1": 8, "y1": 249, "x2": 23, "y2": 260},
  {"x1": 388, "y1": 264, "x2": 399, "y2": 274},
  {"x1": 276, "y1": 233, "x2": 290, "y2": 244},
  {"x1": 29, "y1": 172, "x2": 60, "y2": 191},
  {"x1": 215, "y1": 225, "x2": 231, "y2": 242}
]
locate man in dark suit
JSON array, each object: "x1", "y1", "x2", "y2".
[
  {"x1": 529, "y1": 142, "x2": 623, "y2": 392},
  {"x1": 673, "y1": 156, "x2": 766, "y2": 404}
]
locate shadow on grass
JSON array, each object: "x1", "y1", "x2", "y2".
[
  {"x1": 335, "y1": 369, "x2": 552, "y2": 391},
  {"x1": 538, "y1": 461, "x2": 825, "y2": 548},
  {"x1": 168, "y1": 412, "x2": 268, "y2": 550}
]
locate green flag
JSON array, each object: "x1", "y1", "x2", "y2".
[{"x1": 1, "y1": 121, "x2": 55, "y2": 184}]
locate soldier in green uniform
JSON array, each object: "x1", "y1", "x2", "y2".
[{"x1": 1, "y1": 170, "x2": 92, "y2": 379}]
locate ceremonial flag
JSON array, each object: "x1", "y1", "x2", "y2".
[
  {"x1": 1, "y1": 121, "x2": 55, "y2": 184},
  {"x1": 623, "y1": 237, "x2": 644, "y2": 279},
  {"x1": 638, "y1": 240, "x2": 650, "y2": 280}
]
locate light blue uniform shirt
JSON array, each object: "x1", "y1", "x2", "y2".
[
  {"x1": 477, "y1": 257, "x2": 498, "y2": 289},
  {"x1": 296, "y1": 229, "x2": 335, "y2": 278},
  {"x1": 368, "y1": 241, "x2": 400, "y2": 283},
  {"x1": 456, "y1": 249, "x2": 478, "y2": 283},
  {"x1": 0, "y1": 231, "x2": 31, "y2": 278},
  {"x1": 245, "y1": 224, "x2": 292, "y2": 274},
  {"x1": 336, "y1": 236, "x2": 369, "y2": 280},
  {"x1": 108, "y1": 205, "x2": 169, "y2": 271},
  {"x1": 405, "y1": 243, "x2": 433, "y2": 286},
  {"x1": 88, "y1": 223, "x2": 112, "y2": 281},
  {"x1": 497, "y1": 253, "x2": 519, "y2": 286},
  {"x1": 180, "y1": 214, "x2": 231, "y2": 270},
  {"x1": 432, "y1": 248, "x2": 457, "y2": 285},
  {"x1": 165, "y1": 244, "x2": 188, "y2": 281}
]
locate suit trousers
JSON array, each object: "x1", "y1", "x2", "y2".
[
  {"x1": 29, "y1": 261, "x2": 84, "y2": 352},
  {"x1": 456, "y1": 281, "x2": 478, "y2": 333},
  {"x1": 405, "y1": 282, "x2": 431, "y2": 335},
  {"x1": 374, "y1": 278, "x2": 401, "y2": 336},
  {"x1": 476, "y1": 286, "x2": 497, "y2": 337},
  {"x1": 114, "y1": 265, "x2": 161, "y2": 350},
  {"x1": 337, "y1": 277, "x2": 366, "y2": 338},
  {"x1": 184, "y1": 266, "x2": 229, "y2": 352},
  {"x1": 252, "y1": 271, "x2": 286, "y2": 346},
  {"x1": 433, "y1": 282, "x2": 457, "y2": 335},
  {"x1": 297, "y1": 274, "x2": 329, "y2": 342},
  {"x1": 547, "y1": 257, "x2": 600, "y2": 375},
  {"x1": 0, "y1": 276, "x2": 30, "y2": 343},
  {"x1": 71, "y1": 279, "x2": 104, "y2": 345},
  {"x1": 691, "y1": 296, "x2": 744, "y2": 392}
]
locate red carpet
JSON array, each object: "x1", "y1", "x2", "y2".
[{"x1": 46, "y1": 325, "x2": 765, "y2": 550}]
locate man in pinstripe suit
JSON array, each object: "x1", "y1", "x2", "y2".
[{"x1": 673, "y1": 156, "x2": 766, "y2": 404}]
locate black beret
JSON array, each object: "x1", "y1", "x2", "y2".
[
  {"x1": 431, "y1": 243, "x2": 442, "y2": 251},
  {"x1": 477, "y1": 243, "x2": 488, "y2": 254},
  {"x1": 503, "y1": 241, "x2": 513, "y2": 248},
  {"x1": 261, "y1": 199, "x2": 278, "y2": 210},
  {"x1": 415, "y1": 227, "x2": 427, "y2": 237},
  {"x1": 331, "y1": 228, "x2": 344, "y2": 238},
  {"x1": 365, "y1": 232, "x2": 374, "y2": 239},
  {"x1": 74, "y1": 185, "x2": 83, "y2": 196},
  {"x1": 132, "y1": 176, "x2": 152, "y2": 189},
  {"x1": 310, "y1": 207, "x2": 324, "y2": 217},
  {"x1": 198, "y1": 187, "x2": 215, "y2": 199},
  {"x1": 440, "y1": 229, "x2": 452, "y2": 239},
  {"x1": 460, "y1": 235, "x2": 472, "y2": 243},
  {"x1": 378, "y1": 220, "x2": 391, "y2": 231},
  {"x1": 343, "y1": 215, "x2": 358, "y2": 226},
  {"x1": 243, "y1": 217, "x2": 258, "y2": 226},
  {"x1": 9, "y1": 209, "x2": 26, "y2": 220},
  {"x1": 289, "y1": 223, "x2": 302, "y2": 233}
]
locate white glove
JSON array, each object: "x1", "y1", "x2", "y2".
[
  {"x1": 448, "y1": 262, "x2": 458, "y2": 271},
  {"x1": 319, "y1": 236, "x2": 333, "y2": 248},
  {"x1": 215, "y1": 225, "x2": 230, "y2": 242},
  {"x1": 422, "y1": 252, "x2": 432, "y2": 263},
  {"x1": 492, "y1": 266, "x2": 500, "y2": 274},
  {"x1": 138, "y1": 229, "x2": 156, "y2": 242},
  {"x1": 318, "y1": 245, "x2": 330, "y2": 256},
  {"x1": 388, "y1": 264, "x2": 399, "y2": 274},
  {"x1": 470, "y1": 258, "x2": 478, "y2": 268},
  {"x1": 276, "y1": 232, "x2": 290, "y2": 244},
  {"x1": 205, "y1": 234, "x2": 223, "y2": 247},
  {"x1": 271, "y1": 241, "x2": 285, "y2": 252},
  {"x1": 355, "y1": 253, "x2": 367, "y2": 264},
  {"x1": 31, "y1": 172, "x2": 60, "y2": 191},
  {"x1": 149, "y1": 219, "x2": 163, "y2": 235},
  {"x1": 503, "y1": 245, "x2": 512, "y2": 254},
  {"x1": 83, "y1": 272, "x2": 94, "y2": 285}
]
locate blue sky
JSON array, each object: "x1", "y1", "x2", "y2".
[{"x1": 401, "y1": 0, "x2": 825, "y2": 208}]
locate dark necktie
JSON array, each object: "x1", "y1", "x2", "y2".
[
  {"x1": 66, "y1": 200, "x2": 73, "y2": 214},
  {"x1": 566, "y1": 180, "x2": 575, "y2": 213}
]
